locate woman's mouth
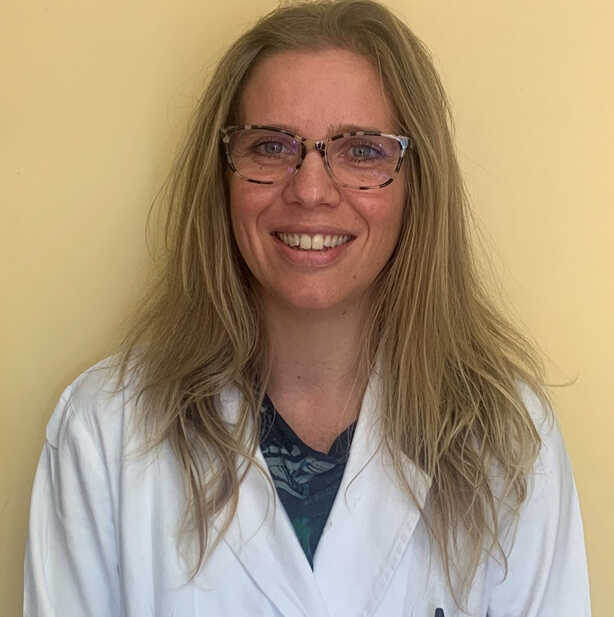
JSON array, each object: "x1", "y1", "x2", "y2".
[{"x1": 274, "y1": 232, "x2": 353, "y2": 251}]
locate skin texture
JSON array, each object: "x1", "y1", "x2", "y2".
[
  {"x1": 229, "y1": 48, "x2": 406, "y2": 318},
  {"x1": 228, "y1": 49, "x2": 407, "y2": 451}
]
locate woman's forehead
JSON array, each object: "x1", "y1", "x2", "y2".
[{"x1": 238, "y1": 48, "x2": 396, "y2": 136}]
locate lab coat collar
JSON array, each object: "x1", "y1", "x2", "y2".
[{"x1": 217, "y1": 374, "x2": 432, "y2": 617}]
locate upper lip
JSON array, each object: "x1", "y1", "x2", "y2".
[{"x1": 271, "y1": 226, "x2": 356, "y2": 237}]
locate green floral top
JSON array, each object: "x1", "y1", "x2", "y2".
[{"x1": 259, "y1": 395, "x2": 356, "y2": 567}]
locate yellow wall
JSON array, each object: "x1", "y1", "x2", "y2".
[{"x1": 1, "y1": 1, "x2": 611, "y2": 615}]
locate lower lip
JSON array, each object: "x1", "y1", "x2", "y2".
[{"x1": 272, "y1": 234, "x2": 354, "y2": 267}]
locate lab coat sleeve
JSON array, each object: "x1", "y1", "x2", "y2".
[
  {"x1": 24, "y1": 385, "x2": 122, "y2": 617},
  {"x1": 487, "y1": 390, "x2": 591, "y2": 617}
]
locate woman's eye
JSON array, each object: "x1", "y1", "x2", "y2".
[
  {"x1": 254, "y1": 141, "x2": 288, "y2": 156},
  {"x1": 347, "y1": 143, "x2": 384, "y2": 161}
]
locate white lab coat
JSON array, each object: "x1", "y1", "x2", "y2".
[{"x1": 25, "y1": 360, "x2": 591, "y2": 617}]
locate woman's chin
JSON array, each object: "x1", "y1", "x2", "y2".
[{"x1": 262, "y1": 286, "x2": 368, "y2": 317}]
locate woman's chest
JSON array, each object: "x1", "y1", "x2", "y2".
[{"x1": 115, "y1": 461, "x2": 490, "y2": 617}]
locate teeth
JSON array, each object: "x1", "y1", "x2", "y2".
[
  {"x1": 276, "y1": 232, "x2": 351, "y2": 251},
  {"x1": 311, "y1": 234, "x2": 324, "y2": 250},
  {"x1": 299, "y1": 234, "x2": 311, "y2": 250}
]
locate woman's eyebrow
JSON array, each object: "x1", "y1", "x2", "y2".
[
  {"x1": 327, "y1": 123, "x2": 384, "y2": 135},
  {"x1": 249, "y1": 122, "x2": 386, "y2": 136}
]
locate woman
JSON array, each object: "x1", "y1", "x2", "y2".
[{"x1": 24, "y1": 1, "x2": 590, "y2": 616}]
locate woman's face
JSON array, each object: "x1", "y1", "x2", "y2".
[{"x1": 229, "y1": 48, "x2": 406, "y2": 315}]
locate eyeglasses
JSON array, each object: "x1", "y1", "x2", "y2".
[{"x1": 221, "y1": 124, "x2": 411, "y2": 190}]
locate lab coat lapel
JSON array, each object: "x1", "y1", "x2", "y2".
[
  {"x1": 313, "y1": 374, "x2": 432, "y2": 617},
  {"x1": 216, "y1": 388, "x2": 331, "y2": 617}
]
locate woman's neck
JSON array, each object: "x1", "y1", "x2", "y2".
[{"x1": 262, "y1": 297, "x2": 369, "y2": 452}]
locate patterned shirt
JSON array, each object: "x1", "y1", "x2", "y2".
[{"x1": 259, "y1": 395, "x2": 356, "y2": 567}]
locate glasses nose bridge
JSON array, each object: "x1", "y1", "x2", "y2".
[
  {"x1": 294, "y1": 137, "x2": 331, "y2": 180},
  {"x1": 301, "y1": 137, "x2": 328, "y2": 159}
]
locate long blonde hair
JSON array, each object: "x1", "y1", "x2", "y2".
[{"x1": 119, "y1": 0, "x2": 545, "y2": 606}]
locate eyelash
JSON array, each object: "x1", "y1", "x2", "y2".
[
  {"x1": 343, "y1": 141, "x2": 384, "y2": 158},
  {"x1": 252, "y1": 139, "x2": 296, "y2": 156}
]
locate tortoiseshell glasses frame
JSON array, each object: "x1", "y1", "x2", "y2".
[{"x1": 220, "y1": 124, "x2": 412, "y2": 190}]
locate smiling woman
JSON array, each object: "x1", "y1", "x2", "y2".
[
  {"x1": 229, "y1": 49, "x2": 405, "y2": 315},
  {"x1": 24, "y1": 1, "x2": 590, "y2": 616}
]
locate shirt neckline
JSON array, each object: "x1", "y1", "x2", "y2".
[{"x1": 261, "y1": 394, "x2": 357, "y2": 460}]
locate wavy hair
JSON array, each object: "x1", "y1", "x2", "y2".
[{"x1": 118, "y1": 0, "x2": 546, "y2": 607}]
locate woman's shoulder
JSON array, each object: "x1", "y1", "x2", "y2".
[
  {"x1": 45, "y1": 355, "x2": 137, "y2": 451},
  {"x1": 515, "y1": 381, "x2": 570, "y2": 477},
  {"x1": 516, "y1": 380, "x2": 552, "y2": 428},
  {"x1": 45, "y1": 356, "x2": 242, "y2": 452},
  {"x1": 509, "y1": 381, "x2": 582, "y2": 552},
  {"x1": 486, "y1": 389, "x2": 590, "y2": 612}
]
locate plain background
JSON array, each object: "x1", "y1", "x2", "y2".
[{"x1": 2, "y1": 1, "x2": 612, "y2": 615}]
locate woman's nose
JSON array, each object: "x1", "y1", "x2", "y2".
[{"x1": 282, "y1": 149, "x2": 341, "y2": 208}]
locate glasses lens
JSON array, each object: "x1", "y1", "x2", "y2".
[
  {"x1": 228, "y1": 128, "x2": 300, "y2": 183},
  {"x1": 328, "y1": 134, "x2": 401, "y2": 188}
]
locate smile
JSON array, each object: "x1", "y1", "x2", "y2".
[{"x1": 274, "y1": 232, "x2": 353, "y2": 251}]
